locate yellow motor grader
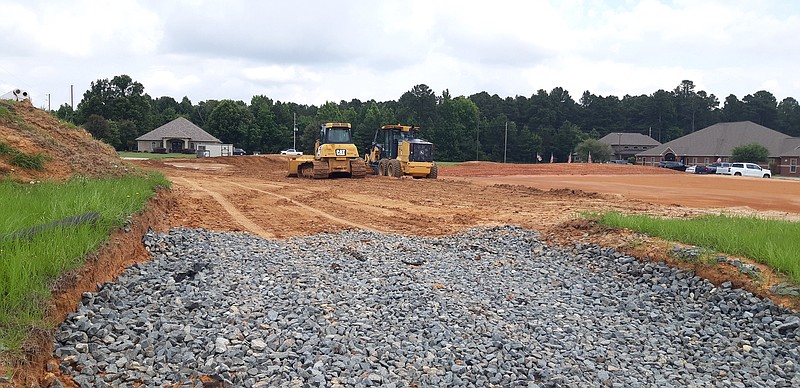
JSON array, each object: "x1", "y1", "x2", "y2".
[
  {"x1": 286, "y1": 122, "x2": 367, "y2": 179},
  {"x1": 364, "y1": 124, "x2": 437, "y2": 179}
]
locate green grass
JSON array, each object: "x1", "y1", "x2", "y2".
[
  {"x1": 8, "y1": 152, "x2": 49, "y2": 170},
  {"x1": 118, "y1": 151, "x2": 197, "y2": 160},
  {"x1": 0, "y1": 173, "x2": 170, "y2": 354},
  {"x1": 435, "y1": 161, "x2": 461, "y2": 166},
  {"x1": 594, "y1": 212, "x2": 800, "y2": 282}
]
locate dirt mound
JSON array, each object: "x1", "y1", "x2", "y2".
[
  {"x1": 0, "y1": 100, "x2": 126, "y2": 182},
  {"x1": 440, "y1": 161, "x2": 682, "y2": 177}
]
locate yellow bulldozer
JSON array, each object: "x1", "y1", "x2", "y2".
[
  {"x1": 364, "y1": 124, "x2": 437, "y2": 179},
  {"x1": 287, "y1": 122, "x2": 367, "y2": 179}
]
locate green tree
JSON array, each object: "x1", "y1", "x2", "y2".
[
  {"x1": 742, "y1": 91, "x2": 778, "y2": 128},
  {"x1": 84, "y1": 114, "x2": 110, "y2": 141},
  {"x1": 731, "y1": 143, "x2": 769, "y2": 163},
  {"x1": 207, "y1": 100, "x2": 255, "y2": 149},
  {"x1": 777, "y1": 97, "x2": 800, "y2": 136},
  {"x1": 573, "y1": 139, "x2": 613, "y2": 162}
]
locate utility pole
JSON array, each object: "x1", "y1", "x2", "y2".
[
  {"x1": 70, "y1": 84, "x2": 74, "y2": 110},
  {"x1": 293, "y1": 113, "x2": 297, "y2": 150},
  {"x1": 476, "y1": 121, "x2": 479, "y2": 161},
  {"x1": 503, "y1": 121, "x2": 508, "y2": 163}
]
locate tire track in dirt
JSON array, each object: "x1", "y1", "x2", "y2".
[
  {"x1": 177, "y1": 177, "x2": 276, "y2": 239},
  {"x1": 218, "y1": 178, "x2": 387, "y2": 233}
]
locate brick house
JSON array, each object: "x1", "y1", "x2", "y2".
[
  {"x1": 598, "y1": 132, "x2": 660, "y2": 161},
  {"x1": 636, "y1": 121, "x2": 800, "y2": 175}
]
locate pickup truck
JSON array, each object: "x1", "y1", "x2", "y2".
[
  {"x1": 728, "y1": 162, "x2": 771, "y2": 178},
  {"x1": 280, "y1": 149, "x2": 303, "y2": 156},
  {"x1": 709, "y1": 162, "x2": 731, "y2": 175}
]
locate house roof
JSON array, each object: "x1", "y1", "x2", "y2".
[
  {"x1": 636, "y1": 121, "x2": 794, "y2": 157},
  {"x1": 136, "y1": 117, "x2": 221, "y2": 143},
  {"x1": 598, "y1": 132, "x2": 660, "y2": 146}
]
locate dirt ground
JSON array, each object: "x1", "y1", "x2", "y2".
[{"x1": 132, "y1": 156, "x2": 800, "y2": 238}]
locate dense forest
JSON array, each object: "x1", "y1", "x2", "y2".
[{"x1": 52, "y1": 75, "x2": 800, "y2": 163}]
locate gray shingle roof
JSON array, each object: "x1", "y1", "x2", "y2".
[
  {"x1": 598, "y1": 133, "x2": 660, "y2": 146},
  {"x1": 636, "y1": 121, "x2": 793, "y2": 157},
  {"x1": 136, "y1": 117, "x2": 221, "y2": 143}
]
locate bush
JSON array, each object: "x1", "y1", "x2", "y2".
[
  {"x1": 9, "y1": 152, "x2": 49, "y2": 170},
  {"x1": 731, "y1": 143, "x2": 769, "y2": 163}
]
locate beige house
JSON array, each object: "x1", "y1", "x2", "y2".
[
  {"x1": 598, "y1": 132, "x2": 660, "y2": 160},
  {"x1": 136, "y1": 117, "x2": 222, "y2": 153}
]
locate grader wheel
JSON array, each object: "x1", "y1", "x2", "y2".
[
  {"x1": 389, "y1": 160, "x2": 402, "y2": 178},
  {"x1": 427, "y1": 163, "x2": 438, "y2": 179}
]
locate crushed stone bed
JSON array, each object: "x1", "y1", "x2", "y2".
[{"x1": 54, "y1": 226, "x2": 800, "y2": 387}]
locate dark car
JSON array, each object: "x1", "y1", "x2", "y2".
[
  {"x1": 658, "y1": 160, "x2": 687, "y2": 171},
  {"x1": 233, "y1": 148, "x2": 246, "y2": 156}
]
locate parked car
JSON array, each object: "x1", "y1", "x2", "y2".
[
  {"x1": 608, "y1": 160, "x2": 631, "y2": 165},
  {"x1": 685, "y1": 165, "x2": 696, "y2": 173},
  {"x1": 658, "y1": 160, "x2": 688, "y2": 171},
  {"x1": 233, "y1": 148, "x2": 247, "y2": 156},
  {"x1": 280, "y1": 149, "x2": 303, "y2": 156},
  {"x1": 728, "y1": 163, "x2": 771, "y2": 178},
  {"x1": 710, "y1": 162, "x2": 732, "y2": 175}
]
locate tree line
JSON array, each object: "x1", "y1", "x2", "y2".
[{"x1": 52, "y1": 75, "x2": 800, "y2": 163}]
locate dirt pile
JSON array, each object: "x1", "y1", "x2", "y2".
[{"x1": 0, "y1": 99, "x2": 125, "y2": 182}]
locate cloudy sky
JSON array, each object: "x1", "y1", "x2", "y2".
[{"x1": 1, "y1": 0, "x2": 799, "y2": 109}]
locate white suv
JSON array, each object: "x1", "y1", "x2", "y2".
[{"x1": 728, "y1": 163, "x2": 771, "y2": 178}]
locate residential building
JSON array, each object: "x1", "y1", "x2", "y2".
[
  {"x1": 598, "y1": 133, "x2": 661, "y2": 160},
  {"x1": 136, "y1": 117, "x2": 223, "y2": 153}
]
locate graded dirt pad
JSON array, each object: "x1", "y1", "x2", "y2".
[{"x1": 133, "y1": 156, "x2": 800, "y2": 239}]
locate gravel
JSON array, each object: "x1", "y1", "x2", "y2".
[{"x1": 54, "y1": 225, "x2": 800, "y2": 387}]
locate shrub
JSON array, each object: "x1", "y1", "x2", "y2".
[{"x1": 731, "y1": 143, "x2": 769, "y2": 163}]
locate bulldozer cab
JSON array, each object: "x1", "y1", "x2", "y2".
[{"x1": 320, "y1": 123, "x2": 353, "y2": 144}]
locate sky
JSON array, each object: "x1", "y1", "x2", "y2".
[{"x1": 1, "y1": 0, "x2": 799, "y2": 110}]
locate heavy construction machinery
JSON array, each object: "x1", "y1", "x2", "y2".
[
  {"x1": 287, "y1": 122, "x2": 367, "y2": 179},
  {"x1": 364, "y1": 124, "x2": 437, "y2": 179}
]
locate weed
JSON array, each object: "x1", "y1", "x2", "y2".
[{"x1": 9, "y1": 152, "x2": 49, "y2": 171}]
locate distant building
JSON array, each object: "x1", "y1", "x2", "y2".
[
  {"x1": 136, "y1": 117, "x2": 224, "y2": 153},
  {"x1": 635, "y1": 121, "x2": 800, "y2": 176},
  {"x1": 598, "y1": 132, "x2": 660, "y2": 160}
]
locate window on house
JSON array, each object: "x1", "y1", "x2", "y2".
[
  {"x1": 151, "y1": 142, "x2": 156, "y2": 148},
  {"x1": 650, "y1": 157, "x2": 655, "y2": 166},
  {"x1": 704, "y1": 158, "x2": 709, "y2": 165},
  {"x1": 692, "y1": 157, "x2": 697, "y2": 164},
  {"x1": 791, "y1": 159, "x2": 798, "y2": 174}
]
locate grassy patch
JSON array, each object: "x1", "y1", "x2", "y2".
[
  {"x1": 0, "y1": 141, "x2": 14, "y2": 156},
  {"x1": 593, "y1": 212, "x2": 800, "y2": 282},
  {"x1": 8, "y1": 152, "x2": 48, "y2": 170},
  {"x1": 0, "y1": 105, "x2": 10, "y2": 118},
  {"x1": 0, "y1": 172, "x2": 170, "y2": 354},
  {"x1": 435, "y1": 161, "x2": 461, "y2": 166},
  {"x1": 118, "y1": 151, "x2": 197, "y2": 160}
]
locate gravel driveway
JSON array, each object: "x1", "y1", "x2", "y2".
[{"x1": 55, "y1": 226, "x2": 800, "y2": 387}]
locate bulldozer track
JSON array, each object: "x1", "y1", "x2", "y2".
[
  {"x1": 350, "y1": 159, "x2": 367, "y2": 178},
  {"x1": 312, "y1": 160, "x2": 330, "y2": 179},
  {"x1": 177, "y1": 177, "x2": 276, "y2": 239}
]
